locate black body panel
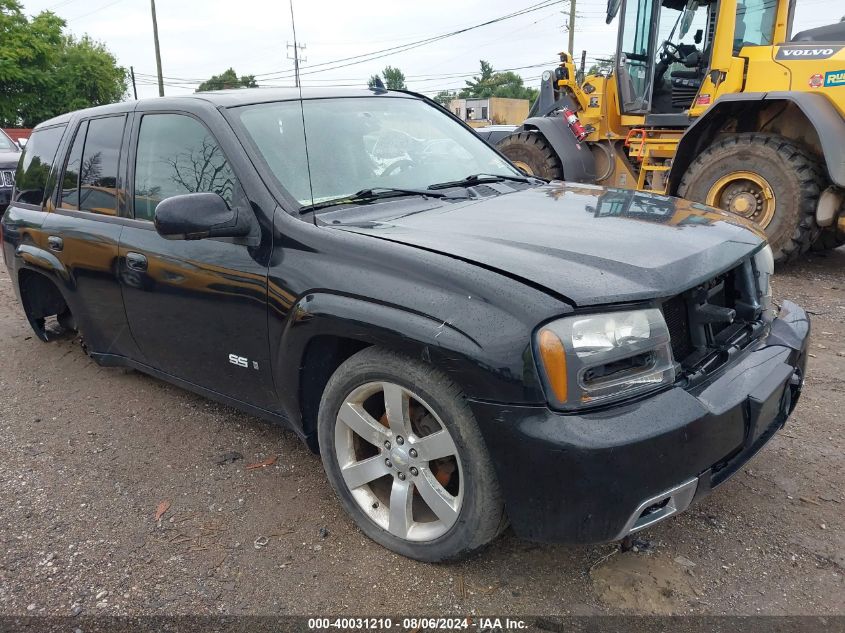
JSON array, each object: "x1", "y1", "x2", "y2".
[
  {"x1": 0, "y1": 88, "x2": 811, "y2": 545},
  {"x1": 471, "y1": 301, "x2": 809, "y2": 543}
]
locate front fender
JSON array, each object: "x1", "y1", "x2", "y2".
[
  {"x1": 272, "y1": 291, "x2": 547, "y2": 432},
  {"x1": 669, "y1": 92, "x2": 845, "y2": 191},
  {"x1": 520, "y1": 116, "x2": 597, "y2": 183}
]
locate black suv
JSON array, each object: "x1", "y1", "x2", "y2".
[
  {"x1": 1, "y1": 89, "x2": 809, "y2": 561},
  {"x1": 0, "y1": 129, "x2": 21, "y2": 213}
]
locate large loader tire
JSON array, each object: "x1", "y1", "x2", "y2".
[
  {"x1": 496, "y1": 131, "x2": 564, "y2": 180},
  {"x1": 678, "y1": 134, "x2": 824, "y2": 263}
]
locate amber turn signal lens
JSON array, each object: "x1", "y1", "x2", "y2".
[{"x1": 537, "y1": 328, "x2": 568, "y2": 403}]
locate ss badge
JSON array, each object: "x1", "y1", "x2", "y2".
[{"x1": 228, "y1": 354, "x2": 249, "y2": 368}]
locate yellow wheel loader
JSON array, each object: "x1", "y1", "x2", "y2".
[{"x1": 486, "y1": 0, "x2": 845, "y2": 262}]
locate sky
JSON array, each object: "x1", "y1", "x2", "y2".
[{"x1": 17, "y1": 0, "x2": 844, "y2": 100}]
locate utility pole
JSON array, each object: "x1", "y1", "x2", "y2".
[
  {"x1": 130, "y1": 66, "x2": 138, "y2": 100},
  {"x1": 287, "y1": 41, "x2": 307, "y2": 87},
  {"x1": 287, "y1": 0, "x2": 306, "y2": 87},
  {"x1": 150, "y1": 0, "x2": 164, "y2": 97},
  {"x1": 567, "y1": 0, "x2": 577, "y2": 57}
]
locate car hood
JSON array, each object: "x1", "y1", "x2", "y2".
[{"x1": 327, "y1": 183, "x2": 766, "y2": 306}]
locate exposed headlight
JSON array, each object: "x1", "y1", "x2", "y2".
[
  {"x1": 535, "y1": 309, "x2": 677, "y2": 410},
  {"x1": 753, "y1": 244, "x2": 775, "y2": 320}
]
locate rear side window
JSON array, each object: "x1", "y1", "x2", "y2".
[
  {"x1": 133, "y1": 114, "x2": 236, "y2": 221},
  {"x1": 13, "y1": 125, "x2": 66, "y2": 206},
  {"x1": 59, "y1": 121, "x2": 88, "y2": 210},
  {"x1": 77, "y1": 116, "x2": 126, "y2": 216}
]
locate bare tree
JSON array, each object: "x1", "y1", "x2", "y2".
[{"x1": 165, "y1": 137, "x2": 235, "y2": 203}]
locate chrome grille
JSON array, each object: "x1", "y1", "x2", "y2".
[{"x1": 0, "y1": 170, "x2": 13, "y2": 188}]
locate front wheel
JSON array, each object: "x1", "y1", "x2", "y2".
[
  {"x1": 678, "y1": 134, "x2": 824, "y2": 263},
  {"x1": 496, "y1": 131, "x2": 564, "y2": 180},
  {"x1": 317, "y1": 347, "x2": 505, "y2": 562}
]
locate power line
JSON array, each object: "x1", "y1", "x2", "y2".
[
  {"x1": 65, "y1": 0, "x2": 128, "y2": 22},
  {"x1": 249, "y1": 0, "x2": 565, "y2": 81}
]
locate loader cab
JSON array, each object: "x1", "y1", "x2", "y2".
[
  {"x1": 612, "y1": 0, "x2": 717, "y2": 115},
  {"x1": 610, "y1": 0, "x2": 786, "y2": 117}
]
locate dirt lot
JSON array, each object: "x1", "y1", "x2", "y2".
[{"x1": 0, "y1": 249, "x2": 842, "y2": 619}]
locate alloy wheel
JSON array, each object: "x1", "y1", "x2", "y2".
[{"x1": 334, "y1": 381, "x2": 463, "y2": 542}]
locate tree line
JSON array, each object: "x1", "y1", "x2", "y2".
[{"x1": 0, "y1": 0, "x2": 127, "y2": 127}]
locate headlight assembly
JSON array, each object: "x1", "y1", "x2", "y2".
[{"x1": 535, "y1": 309, "x2": 677, "y2": 410}]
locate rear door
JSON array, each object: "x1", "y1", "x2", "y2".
[
  {"x1": 118, "y1": 108, "x2": 277, "y2": 409},
  {"x1": 39, "y1": 114, "x2": 140, "y2": 357}
]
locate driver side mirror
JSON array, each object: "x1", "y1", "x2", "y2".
[{"x1": 154, "y1": 192, "x2": 253, "y2": 240}]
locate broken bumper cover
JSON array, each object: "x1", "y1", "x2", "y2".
[{"x1": 470, "y1": 301, "x2": 810, "y2": 544}]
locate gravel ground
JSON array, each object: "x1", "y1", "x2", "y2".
[{"x1": 0, "y1": 248, "x2": 842, "y2": 618}]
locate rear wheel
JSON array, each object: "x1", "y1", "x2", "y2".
[
  {"x1": 678, "y1": 134, "x2": 824, "y2": 263},
  {"x1": 496, "y1": 131, "x2": 564, "y2": 180},
  {"x1": 317, "y1": 347, "x2": 505, "y2": 562}
]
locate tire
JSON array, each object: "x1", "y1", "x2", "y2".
[
  {"x1": 810, "y1": 226, "x2": 845, "y2": 252},
  {"x1": 317, "y1": 347, "x2": 506, "y2": 562},
  {"x1": 496, "y1": 131, "x2": 564, "y2": 180},
  {"x1": 678, "y1": 134, "x2": 825, "y2": 263}
]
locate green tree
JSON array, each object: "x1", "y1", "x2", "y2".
[
  {"x1": 368, "y1": 66, "x2": 406, "y2": 90},
  {"x1": 460, "y1": 60, "x2": 495, "y2": 98},
  {"x1": 433, "y1": 90, "x2": 457, "y2": 107},
  {"x1": 196, "y1": 68, "x2": 257, "y2": 92},
  {"x1": 0, "y1": 1, "x2": 126, "y2": 127},
  {"x1": 458, "y1": 60, "x2": 538, "y2": 103}
]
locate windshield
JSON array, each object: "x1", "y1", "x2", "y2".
[
  {"x1": 0, "y1": 131, "x2": 17, "y2": 152},
  {"x1": 235, "y1": 96, "x2": 520, "y2": 207},
  {"x1": 657, "y1": 2, "x2": 709, "y2": 53}
]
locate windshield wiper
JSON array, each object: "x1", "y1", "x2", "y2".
[
  {"x1": 427, "y1": 173, "x2": 534, "y2": 190},
  {"x1": 301, "y1": 187, "x2": 468, "y2": 212}
]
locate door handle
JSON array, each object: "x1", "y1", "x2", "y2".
[
  {"x1": 47, "y1": 236, "x2": 63, "y2": 252},
  {"x1": 126, "y1": 252, "x2": 148, "y2": 272}
]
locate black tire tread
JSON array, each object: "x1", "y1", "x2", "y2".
[
  {"x1": 678, "y1": 133, "x2": 825, "y2": 263},
  {"x1": 496, "y1": 131, "x2": 564, "y2": 180}
]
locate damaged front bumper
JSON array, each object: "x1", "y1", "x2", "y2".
[{"x1": 469, "y1": 301, "x2": 810, "y2": 544}]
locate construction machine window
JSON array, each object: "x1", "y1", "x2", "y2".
[
  {"x1": 618, "y1": 0, "x2": 657, "y2": 112},
  {"x1": 653, "y1": 0, "x2": 712, "y2": 112},
  {"x1": 735, "y1": 0, "x2": 777, "y2": 48}
]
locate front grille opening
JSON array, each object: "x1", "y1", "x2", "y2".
[
  {"x1": 661, "y1": 260, "x2": 765, "y2": 381},
  {"x1": 662, "y1": 294, "x2": 693, "y2": 361}
]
